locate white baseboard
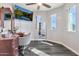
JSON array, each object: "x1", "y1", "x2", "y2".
[
  {"x1": 32, "y1": 39, "x2": 45, "y2": 41},
  {"x1": 62, "y1": 43, "x2": 79, "y2": 56},
  {"x1": 46, "y1": 40, "x2": 63, "y2": 44}
]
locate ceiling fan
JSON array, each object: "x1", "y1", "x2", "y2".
[{"x1": 26, "y1": 3, "x2": 51, "y2": 10}]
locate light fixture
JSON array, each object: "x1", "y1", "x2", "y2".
[{"x1": 37, "y1": 3, "x2": 42, "y2": 6}]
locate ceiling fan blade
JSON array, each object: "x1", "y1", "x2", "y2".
[
  {"x1": 42, "y1": 3, "x2": 51, "y2": 8},
  {"x1": 26, "y1": 3, "x2": 36, "y2": 5},
  {"x1": 37, "y1": 6, "x2": 40, "y2": 10}
]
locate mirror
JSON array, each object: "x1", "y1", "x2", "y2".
[{"x1": 0, "y1": 7, "x2": 14, "y2": 36}]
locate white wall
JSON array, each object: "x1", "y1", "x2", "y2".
[
  {"x1": 4, "y1": 19, "x2": 34, "y2": 40},
  {"x1": 46, "y1": 5, "x2": 65, "y2": 44},
  {"x1": 62, "y1": 4, "x2": 79, "y2": 55},
  {"x1": 3, "y1": 11, "x2": 47, "y2": 40},
  {"x1": 46, "y1": 4, "x2": 79, "y2": 55}
]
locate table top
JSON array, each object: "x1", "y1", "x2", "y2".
[{"x1": 0, "y1": 34, "x2": 19, "y2": 40}]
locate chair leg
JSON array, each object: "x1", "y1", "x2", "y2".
[
  {"x1": 22, "y1": 49, "x2": 25, "y2": 55},
  {"x1": 22, "y1": 46, "x2": 27, "y2": 54},
  {"x1": 19, "y1": 46, "x2": 25, "y2": 56},
  {"x1": 19, "y1": 45, "x2": 30, "y2": 56}
]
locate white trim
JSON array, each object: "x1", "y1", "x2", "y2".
[
  {"x1": 41, "y1": 41, "x2": 54, "y2": 46},
  {"x1": 32, "y1": 39, "x2": 45, "y2": 41},
  {"x1": 46, "y1": 40, "x2": 63, "y2": 44},
  {"x1": 62, "y1": 43, "x2": 79, "y2": 56}
]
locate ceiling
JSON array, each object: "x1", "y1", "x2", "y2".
[
  {"x1": 16, "y1": 3, "x2": 64, "y2": 11},
  {"x1": 0, "y1": 3, "x2": 64, "y2": 12}
]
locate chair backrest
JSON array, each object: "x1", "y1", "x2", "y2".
[{"x1": 19, "y1": 33, "x2": 31, "y2": 46}]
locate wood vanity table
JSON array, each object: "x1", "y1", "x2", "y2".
[
  {"x1": 0, "y1": 7, "x2": 19, "y2": 56},
  {"x1": 0, "y1": 35, "x2": 19, "y2": 56}
]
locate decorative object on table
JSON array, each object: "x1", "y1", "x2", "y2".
[
  {"x1": 13, "y1": 25, "x2": 19, "y2": 34},
  {"x1": 0, "y1": 28, "x2": 12, "y2": 38}
]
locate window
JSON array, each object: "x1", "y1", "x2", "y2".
[
  {"x1": 68, "y1": 5, "x2": 76, "y2": 32},
  {"x1": 51, "y1": 14, "x2": 56, "y2": 30}
]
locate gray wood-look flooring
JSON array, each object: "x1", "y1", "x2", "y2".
[{"x1": 20, "y1": 40, "x2": 77, "y2": 56}]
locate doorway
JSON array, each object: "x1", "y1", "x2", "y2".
[{"x1": 36, "y1": 16, "x2": 46, "y2": 39}]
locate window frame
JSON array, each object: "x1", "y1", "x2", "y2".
[
  {"x1": 68, "y1": 5, "x2": 77, "y2": 32},
  {"x1": 50, "y1": 14, "x2": 57, "y2": 30}
]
